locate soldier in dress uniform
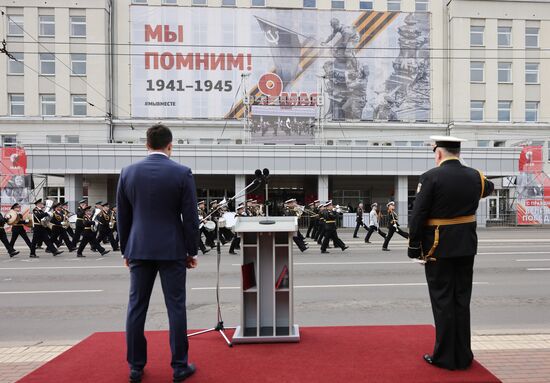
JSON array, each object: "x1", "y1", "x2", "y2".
[
  {"x1": 7, "y1": 203, "x2": 33, "y2": 251},
  {"x1": 229, "y1": 203, "x2": 246, "y2": 254},
  {"x1": 111, "y1": 205, "x2": 118, "y2": 242},
  {"x1": 305, "y1": 201, "x2": 318, "y2": 238},
  {"x1": 197, "y1": 201, "x2": 210, "y2": 254},
  {"x1": 0, "y1": 211, "x2": 19, "y2": 257},
  {"x1": 320, "y1": 201, "x2": 348, "y2": 253},
  {"x1": 76, "y1": 206, "x2": 110, "y2": 257},
  {"x1": 408, "y1": 136, "x2": 494, "y2": 371},
  {"x1": 71, "y1": 199, "x2": 88, "y2": 248},
  {"x1": 61, "y1": 201, "x2": 75, "y2": 242},
  {"x1": 30, "y1": 199, "x2": 62, "y2": 257},
  {"x1": 316, "y1": 202, "x2": 327, "y2": 245},
  {"x1": 353, "y1": 202, "x2": 367, "y2": 238},
  {"x1": 364, "y1": 202, "x2": 387, "y2": 243},
  {"x1": 283, "y1": 199, "x2": 308, "y2": 252},
  {"x1": 96, "y1": 202, "x2": 120, "y2": 251},
  {"x1": 50, "y1": 203, "x2": 77, "y2": 252},
  {"x1": 382, "y1": 201, "x2": 409, "y2": 251}
]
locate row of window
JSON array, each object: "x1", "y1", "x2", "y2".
[
  {"x1": 470, "y1": 62, "x2": 539, "y2": 84},
  {"x1": 470, "y1": 101, "x2": 539, "y2": 122},
  {"x1": 470, "y1": 25, "x2": 539, "y2": 48},
  {"x1": 7, "y1": 53, "x2": 87, "y2": 76},
  {"x1": 7, "y1": 14, "x2": 86, "y2": 38},
  {"x1": 9, "y1": 94, "x2": 88, "y2": 116},
  {"x1": 133, "y1": 0, "x2": 428, "y2": 11}
]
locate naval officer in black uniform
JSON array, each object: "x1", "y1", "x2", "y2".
[{"x1": 408, "y1": 136, "x2": 494, "y2": 371}]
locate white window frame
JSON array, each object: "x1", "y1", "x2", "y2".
[
  {"x1": 2, "y1": 135, "x2": 18, "y2": 148},
  {"x1": 498, "y1": 62, "x2": 512, "y2": 83},
  {"x1": 525, "y1": 102, "x2": 539, "y2": 122},
  {"x1": 72, "y1": 95, "x2": 87, "y2": 116},
  {"x1": 39, "y1": 53, "x2": 55, "y2": 75},
  {"x1": 70, "y1": 16, "x2": 87, "y2": 37},
  {"x1": 8, "y1": 15, "x2": 24, "y2": 36},
  {"x1": 9, "y1": 94, "x2": 25, "y2": 116},
  {"x1": 41, "y1": 94, "x2": 56, "y2": 116},
  {"x1": 498, "y1": 26, "x2": 512, "y2": 47},
  {"x1": 359, "y1": 1, "x2": 373, "y2": 10},
  {"x1": 387, "y1": 0, "x2": 401, "y2": 11},
  {"x1": 8, "y1": 52, "x2": 24, "y2": 75},
  {"x1": 65, "y1": 135, "x2": 80, "y2": 144},
  {"x1": 251, "y1": 0, "x2": 266, "y2": 6},
  {"x1": 303, "y1": 0, "x2": 316, "y2": 8},
  {"x1": 131, "y1": 0, "x2": 148, "y2": 4},
  {"x1": 415, "y1": 0, "x2": 428, "y2": 12},
  {"x1": 39, "y1": 15, "x2": 55, "y2": 37},
  {"x1": 470, "y1": 61, "x2": 484, "y2": 83},
  {"x1": 331, "y1": 0, "x2": 345, "y2": 9},
  {"x1": 470, "y1": 26, "x2": 484, "y2": 47},
  {"x1": 470, "y1": 101, "x2": 484, "y2": 122},
  {"x1": 498, "y1": 101, "x2": 512, "y2": 122},
  {"x1": 525, "y1": 63, "x2": 539, "y2": 84},
  {"x1": 525, "y1": 27, "x2": 539, "y2": 48},
  {"x1": 71, "y1": 53, "x2": 87, "y2": 76}
]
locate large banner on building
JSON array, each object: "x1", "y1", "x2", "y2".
[
  {"x1": 130, "y1": 7, "x2": 430, "y2": 121},
  {"x1": 516, "y1": 146, "x2": 550, "y2": 225},
  {"x1": 1, "y1": 148, "x2": 31, "y2": 230}
]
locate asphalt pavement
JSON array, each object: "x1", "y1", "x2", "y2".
[{"x1": 1, "y1": 227, "x2": 549, "y2": 343}]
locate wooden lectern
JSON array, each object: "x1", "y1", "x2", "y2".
[{"x1": 232, "y1": 216, "x2": 300, "y2": 343}]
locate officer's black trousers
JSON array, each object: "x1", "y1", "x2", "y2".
[
  {"x1": 382, "y1": 225, "x2": 409, "y2": 249},
  {"x1": 425, "y1": 256, "x2": 475, "y2": 370},
  {"x1": 10, "y1": 227, "x2": 32, "y2": 249},
  {"x1": 306, "y1": 219, "x2": 316, "y2": 237},
  {"x1": 52, "y1": 228, "x2": 74, "y2": 249},
  {"x1": 30, "y1": 228, "x2": 58, "y2": 255},
  {"x1": 353, "y1": 221, "x2": 367, "y2": 237},
  {"x1": 364, "y1": 225, "x2": 387, "y2": 242},
  {"x1": 71, "y1": 225, "x2": 84, "y2": 248},
  {"x1": 1, "y1": 229, "x2": 16, "y2": 253},
  {"x1": 97, "y1": 229, "x2": 119, "y2": 250},
  {"x1": 78, "y1": 233, "x2": 105, "y2": 255},
  {"x1": 321, "y1": 228, "x2": 345, "y2": 252},
  {"x1": 229, "y1": 236, "x2": 240, "y2": 253}
]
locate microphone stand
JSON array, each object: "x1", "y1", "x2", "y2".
[{"x1": 188, "y1": 177, "x2": 263, "y2": 347}]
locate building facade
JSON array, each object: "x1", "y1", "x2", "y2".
[{"x1": 1, "y1": 0, "x2": 549, "y2": 224}]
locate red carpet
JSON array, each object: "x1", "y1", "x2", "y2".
[{"x1": 17, "y1": 325, "x2": 500, "y2": 383}]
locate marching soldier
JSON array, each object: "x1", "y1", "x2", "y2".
[
  {"x1": 197, "y1": 201, "x2": 210, "y2": 254},
  {"x1": 305, "y1": 201, "x2": 318, "y2": 238},
  {"x1": 0, "y1": 211, "x2": 19, "y2": 257},
  {"x1": 111, "y1": 205, "x2": 118, "y2": 243},
  {"x1": 96, "y1": 202, "x2": 120, "y2": 251},
  {"x1": 353, "y1": 202, "x2": 367, "y2": 238},
  {"x1": 408, "y1": 136, "x2": 494, "y2": 370},
  {"x1": 364, "y1": 202, "x2": 387, "y2": 243},
  {"x1": 76, "y1": 206, "x2": 110, "y2": 257},
  {"x1": 283, "y1": 199, "x2": 308, "y2": 252},
  {"x1": 61, "y1": 201, "x2": 75, "y2": 242},
  {"x1": 7, "y1": 203, "x2": 33, "y2": 251},
  {"x1": 50, "y1": 203, "x2": 77, "y2": 252},
  {"x1": 229, "y1": 203, "x2": 246, "y2": 254},
  {"x1": 382, "y1": 201, "x2": 409, "y2": 251},
  {"x1": 71, "y1": 199, "x2": 88, "y2": 248},
  {"x1": 316, "y1": 203, "x2": 327, "y2": 245},
  {"x1": 30, "y1": 199, "x2": 62, "y2": 257},
  {"x1": 320, "y1": 201, "x2": 348, "y2": 253}
]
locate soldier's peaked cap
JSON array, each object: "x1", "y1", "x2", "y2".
[{"x1": 430, "y1": 135, "x2": 467, "y2": 152}]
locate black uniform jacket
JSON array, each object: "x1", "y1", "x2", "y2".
[{"x1": 409, "y1": 158, "x2": 494, "y2": 259}]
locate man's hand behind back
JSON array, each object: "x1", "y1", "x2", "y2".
[{"x1": 186, "y1": 256, "x2": 198, "y2": 269}]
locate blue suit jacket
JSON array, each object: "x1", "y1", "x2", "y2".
[{"x1": 116, "y1": 153, "x2": 199, "y2": 260}]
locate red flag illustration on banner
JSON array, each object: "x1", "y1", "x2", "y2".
[{"x1": 1, "y1": 148, "x2": 27, "y2": 189}]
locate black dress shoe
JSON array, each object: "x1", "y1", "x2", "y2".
[
  {"x1": 382, "y1": 248, "x2": 390, "y2": 251},
  {"x1": 9, "y1": 250, "x2": 19, "y2": 257},
  {"x1": 53, "y1": 250, "x2": 63, "y2": 256},
  {"x1": 77, "y1": 253, "x2": 86, "y2": 258},
  {"x1": 423, "y1": 354, "x2": 434, "y2": 365},
  {"x1": 321, "y1": 250, "x2": 329, "y2": 254},
  {"x1": 173, "y1": 363, "x2": 196, "y2": 382},
  {"x1": 101, "y1": 250, "x2": 111, "y2": 256},
  {"x1": 353, "y1": 236, "x2": 358, "y2": 238},
  {"x1": 129, "y1": 368, "x2": 143, "y2": 382},
  {"x1": 69, "y1": 247, "x2": 77, "y2": 252},
  {"x1": 203, "y1": 249, "x2": 210, "y2": 254},
  {"x1": 365, "y1": 240, "x2": 371, "y2": 243},
  {"x1": 341, "y1": 246, "x2": 349, "y2": 251},
  {"x1": 29, "y1": 254, "x2": 39, "y2": 258},
  {"x1": 229, "y1": 251, "x2": 237, "y2": 254}
]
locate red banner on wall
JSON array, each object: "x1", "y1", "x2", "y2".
[{"x1": 517, "y1": 146, "x2": 549, "y2": 225}]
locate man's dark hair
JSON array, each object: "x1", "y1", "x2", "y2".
[
  {"x1": 443, "y1": 147, "x2": 461, "y2": 156},
  {"x1": 146, "y1": 124, "x2": 172, "y2": 150}
]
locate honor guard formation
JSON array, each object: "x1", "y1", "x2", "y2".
[{"x1": 0, "y1": 199, "x2": 118, "y2": 258}]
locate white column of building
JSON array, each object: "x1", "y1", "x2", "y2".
[
  {"x1": 318, "y1": 175, "x2": 329, "y2": 202},
  {"x1": 64, "y1": 174, "x2": 83, "y2": 212},
  {"x1": 235, "y1": 175, "x2": 246, "y2": 208},
  {"x1": 394, "y1": 176, "x2": 409, "y2": 227}
]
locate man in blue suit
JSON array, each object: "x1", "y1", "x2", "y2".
[{"x1": 117, "y1": 124, "x2": 199, "y2": 383}]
